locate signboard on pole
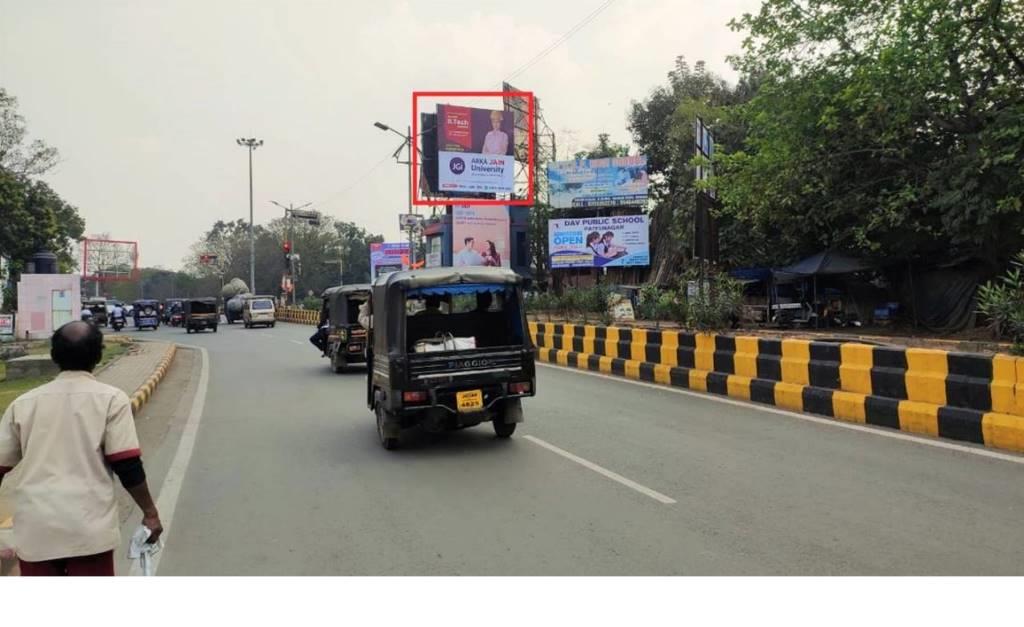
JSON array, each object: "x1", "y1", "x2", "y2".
[
  {"x1": 547, "y1": 156, "x2": 648, "y2": 209},
  {"x1": 436, "y1": 104, "x2": 516, "y2": 194},
  {"x1": 370, "y1": 242, "x2": 410, "y2": 281},
  {"x1": 452, "y1": 205, "x2": 510, "y2": 268},
  {"x1": 0, "y1": 313, "x2": 13, "y2": 336},
  {"x1": 548, "y1": 215, "x2": 650, "y2": 269}
]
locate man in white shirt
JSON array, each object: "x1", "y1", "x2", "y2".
[
  {"x1": 481, "y1": 110, "x2": 509, "y2": 155},
  {"x1": 0, "y1": 321, "x2": 162, "y2": 576},
  {"x1": 453, "y1": 237, "x2": 484, "y2": 267}
]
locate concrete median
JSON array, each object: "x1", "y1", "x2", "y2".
[{"x1": 529, "y1": 321, "x2": 1024, "y2": 454}]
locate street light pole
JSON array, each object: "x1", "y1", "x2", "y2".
[
  {"x1": 237, "y1": 137, "x2": 263, "y2": 293},
  {"x1": 374, "y1": 121, "x2": 419, "y2": 265}
]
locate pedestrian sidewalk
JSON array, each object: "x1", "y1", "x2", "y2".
[{"x1": 0, "y1": 340, "x2": 174, "y2": 575}]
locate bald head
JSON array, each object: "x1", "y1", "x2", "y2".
[{"x1": 52, "y1": 320, "x2": 104, "y2": 372}]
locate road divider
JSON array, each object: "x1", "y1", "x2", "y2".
[
  {"x1": 529, "y1": 321, "x2": 1024, "y2": 454},
  {"x1": 130, "y1": 343, "x2": 177, "y2": 414}
]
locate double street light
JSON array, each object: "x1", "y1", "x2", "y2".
[{"x1": 236, "y1": 137, "x2": 263, "y2": 292}]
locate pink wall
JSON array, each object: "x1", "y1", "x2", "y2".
[{"x1": 16, "y1": 275, "x2": 82, "y2": 340}]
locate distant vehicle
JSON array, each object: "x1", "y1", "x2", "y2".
[
  {"x1": 321, "y1": 284, "x2": 371, "y2": 373},
  {"x1": 133, "y1": 299, "x2": 161, "y2": 330},
  {"x1": 164, "y1": 299, "x2": 185, "y2": 326},
  {"x1": 224, "y1": 293, "x2": 249, "y2": 324},
  {"x1": 366, "y1": 267, "x2": 535, "y2": 450},
  {"x1": 83, "y1": 298, "x2": 109, "y2": 327},
  {"x1": 243, "y1": 295, "x2": 276, "y2": 328},
  {"x1": 109, "y1": 305, "x2": 127, "y2": 332},
  {"x1": 184, "y1": 297, "x2": 219, "y2": 334}
]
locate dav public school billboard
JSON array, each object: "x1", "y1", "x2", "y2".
[
  {"x1": 370, "y1": 242, "x2": 410, "y2": 281},
  {"x1": 548, "y1": 215, "x2": 650, "y2": 269},
  {"x1": 437, "y1": 104, "x2": 516, "y2": 194}
]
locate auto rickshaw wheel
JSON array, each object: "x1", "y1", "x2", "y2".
[
  {"x1": 493, "y1": 419, "x2": 517, "y2": 438},
  {"x1": 375, "y1": 403, "x2": 399, "y2": 450}
]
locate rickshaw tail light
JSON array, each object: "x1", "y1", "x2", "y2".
[
  {"x1": 509, "y1": 382, "x2": 532, "y2": 395},
  {"x1": 403, "y1": 391, "x2": 428, "y2": 404}
]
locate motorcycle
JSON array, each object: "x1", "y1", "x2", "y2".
[{"x1": 110, "y1": 314, "x2": 126, "y2": 332}]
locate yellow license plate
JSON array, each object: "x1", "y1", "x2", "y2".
[{"x1": 456, "y1": 389, "x2": 484, "y2": 412}]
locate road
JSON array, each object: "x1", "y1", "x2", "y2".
[{"x1": 127, "y1": 321, "x2": 1024, "y2": 575}]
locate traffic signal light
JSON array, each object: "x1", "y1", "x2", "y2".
[{"x1": 283, "y1": 241, "x2": 292, "y2": 254}]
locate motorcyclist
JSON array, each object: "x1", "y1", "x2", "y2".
[
  {"x1": 80, "y1": 307, "x2": 94, "y2": 323},
  {"x1": 110, "y1": 303, "x2": 126, "y2": 329}
]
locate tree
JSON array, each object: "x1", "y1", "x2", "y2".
[
  {"x1": 0, "y1": 87, "x2": 59, "y2": 177},
  {"x1": 717, "y1": 0, "x2": 1024, "y2": 269},
  {"x1": 573, "y1": 133, "x2": 630, "y2": 160},
  {"x1": 627, "y1": 57, "x2": 755, "y2": 279},
  {"x1": 0, "y1": 171, "x2": 85, "y2": 272}
]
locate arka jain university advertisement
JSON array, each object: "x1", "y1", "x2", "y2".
[
  {"x1": 437, "y1": 104, "x2": 515, "y2": 194},
  {"x1": 548, "y1": 215, "x2": 650, "y2": 269}
]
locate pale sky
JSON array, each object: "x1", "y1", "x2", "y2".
[{"x1": 1, "y1": 0, "x2": 759, "y2": 269}]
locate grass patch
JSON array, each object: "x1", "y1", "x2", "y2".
[{"x1": 0, "y1": 340, "x2": 132, "y2": 413}]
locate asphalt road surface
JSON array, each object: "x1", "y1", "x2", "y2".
[{"x1": 126, "y1": 321, "x2": 1024, "y2": 575}]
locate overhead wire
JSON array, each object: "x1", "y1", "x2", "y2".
[{"x1": 503, "y1": 0, "x2": 617, "y2": 83}]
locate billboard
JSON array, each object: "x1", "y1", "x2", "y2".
[
  {"x1": 370, "y1": 242, "x2": 410, "y2": 281},
  {"x1": 547, "y1": 156, "x2": 649, "y2": 209},
  {"x1": 452, "y1": 205, "x2": 510, "y2": 268},
  {"x1": 437, "y1": 104, "x2": 516, "y2": 194},
  {"x1": 548, "y1": 215, "x2": 650, "y2": 269}
]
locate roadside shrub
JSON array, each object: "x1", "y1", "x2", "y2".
[
  {"x1": 684, "y1": 271, "x2": 744, "y2": 331},
  {"x1": 300, "y1": 296, "x2": 320, "y2": 311},
  {"x1": 977, "y1": 251, "x2": 1024, "y2": 354}
]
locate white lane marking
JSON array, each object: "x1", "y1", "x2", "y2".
[
  {"x1": 289, "y1": 339, "x2": 304, "y2": 346},
  {"x1": 129, "y1": 344, "x2": 210, "y2": 576},
  {"x1": 537, "y1": 362, "x2": 1024, "y2": 467},
  {"x1": 524, "y1": 435, "x2": 676, "y2": 504}
]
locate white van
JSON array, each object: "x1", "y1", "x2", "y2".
[{"x1": 243, "y1": 296, "x2": 276, "y2": 328}]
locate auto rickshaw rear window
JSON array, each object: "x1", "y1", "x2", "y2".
[{"x1": 403, "y1": 285, "x2": 523, "y2": 351}]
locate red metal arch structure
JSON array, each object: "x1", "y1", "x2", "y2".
[{"x1": 82, "y1": 238, "x2": 139, "y2": 282}]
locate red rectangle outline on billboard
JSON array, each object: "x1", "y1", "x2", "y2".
[
  {"x1": 81, "y1": 238, "x2": 140, "y2": 282},
  {"x1": 412, "y1": 91, "x2": 534, "y2": 207}
]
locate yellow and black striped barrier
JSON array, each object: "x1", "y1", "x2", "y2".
[
  {"x1": 278, "y1": 308, "x2": 318, "y2": 325},
  {"x1": 529, "y1": 322, "x2": 1024, "y2": 454},
  {"x1": 130, "y1": 343, "x2": 177, "y2": 414}
]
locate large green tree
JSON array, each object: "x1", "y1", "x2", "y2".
[
  {"x1": 717, "y1": 0, "x2": 1024, "y2": 269},
  {"x1": 627, "y1": 57, "x2": 756, "y2": 279},
  {"x1": 1, "y1": 88, "x2": 85, "y2": 311}
]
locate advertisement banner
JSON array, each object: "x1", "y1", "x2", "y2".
[
  {"x1": 547, "y1": 156, "x2": 649, "y2": 209},
  {"x1": 548, "y1": 215, "x2": 650, "y2": 269},
  {"x1": 0, "y1": 313, "x2": 13, "y2": 336},
  {"x1": 452, "y1": 205, "x2": 510, "y2": 268},
  {"x1": 370, "y1": 242, "x2": 410, "y2": 281},
  {"x1": 437, "y1": 105, "x2": 516, "y2": 194}
]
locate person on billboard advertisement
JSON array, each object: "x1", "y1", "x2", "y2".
[
  {"x1": 481, "y1": 240, "x2": 502, "y2": 267},
  {"x1": 481, "y1": 110, "x2": 510, "y2": 155},
  {"x1": 454, "y1": 237, "x2": 484, "y2": 267}
]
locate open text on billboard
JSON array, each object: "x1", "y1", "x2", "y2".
[{"x1": 548, "y1": 215, "x2": 650, "y2": 269}]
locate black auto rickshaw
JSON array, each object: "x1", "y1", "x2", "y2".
[
  {"x1": 184, "y1": 297, "x2": 219, "y2": 334},
  {"x1": 133, "y1": 299, "x2": 161, "y2": 330},
  {"x1": 83, "y1": 298, "x2": 109, "y2": 327},
  {"x1": 321, "y1": 284, "x2": 371, "y2": 373},
  {"x1": 366, "y1": 267, "x2": 536, "y2": 450}
]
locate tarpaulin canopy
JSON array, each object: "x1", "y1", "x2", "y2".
[{"x1": 774, "y1": 250, "x2": 873, "y2": 280}]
